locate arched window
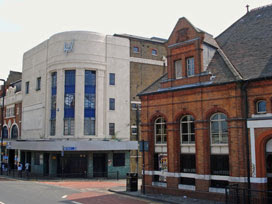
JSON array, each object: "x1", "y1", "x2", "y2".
[
  {"x1": 256, "y1": 100, "x2": 266, "y2": 114},
  {"x1": 2, "y1": 126, "x2": 8, "y2": 139},
  {"x1": 154, "y1": 117, "x2": 167, "y2": 144},
  {"x1": 210, "y1": 113, "x2": 228, "y2": 144},
  {"x1": 11, "y1": 125, "x2": 18, "y2": 139},
  {"x1": 180, "y1": 115, "x2": 195, "y2": 144}
]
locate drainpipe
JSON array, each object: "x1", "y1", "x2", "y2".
[{"x1": 241, "y1": 81, "x2": 251, "y2": 199}]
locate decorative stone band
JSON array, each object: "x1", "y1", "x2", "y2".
[
  {"x1": 144, "y1": 170, "x2": 267, "y2": 183},
  {"x1": 130, "y1": 57, "x2": 165, "y2": 66}
]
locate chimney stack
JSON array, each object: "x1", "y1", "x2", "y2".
[{"x1": 246, "y1": 4, "x2": 250, "y2": 13}]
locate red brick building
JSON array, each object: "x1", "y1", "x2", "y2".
[
  {"x1": 0, "y1": 71, "x2": 22, "y2": 169},
  {"x1": 139, "y1": 5, "x2": 272, "y2": 201}
]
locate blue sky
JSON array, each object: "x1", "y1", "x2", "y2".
[{"x1": 0, "y1": 0, "x2": 271, "y2": 80}]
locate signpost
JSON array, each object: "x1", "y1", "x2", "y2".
[
  {"x1": 139, "y1": 140, "x2": 149, "y2": 194},
  {"x1": 61, "y1": 146, "x2": 77, "y2": 177}
]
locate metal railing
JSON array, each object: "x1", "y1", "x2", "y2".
[{"x1": 225, "y1": 184, "x2": 272, "y2": 204}]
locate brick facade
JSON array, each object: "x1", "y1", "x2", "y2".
[{"x1": 139, "y1": 10, "x2": 272, "y2": 201}]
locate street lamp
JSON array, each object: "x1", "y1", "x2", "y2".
[{"x1": 0, "y1": 79, "x2": 6, "y2": 175}]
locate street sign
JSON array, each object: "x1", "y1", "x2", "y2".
[
  {"x1": 139, "y1": 141, "x2": 149, "y2": 152},
  {"x1": 63, "y1": 146, "x2": 77, "y2": 151}
]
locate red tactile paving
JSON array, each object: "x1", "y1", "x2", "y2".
[
  {"x1": 42, "y1": 181, "x2": 125, "y2": 189},
  {"x1": 68, "y1": 191, "x2": 149, "y2": 204},
  {"x1": 42, "y1": 180, "x2": 148, "y2": 204}
]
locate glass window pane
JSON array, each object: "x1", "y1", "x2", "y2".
[
  {"x1": 64, "y1": 118, "x2": 74, "y2": 135},
  {"x1": 211, "y1": 121, "x2": 219, "y2": 133},
  {"x1": 156, "y1": 135, "x2": 161, "y2": 143},
  {"x1": 212, "y1": 134, "x2": 219, "y2": 144},
  {"x1": 222, "y1": 121, "x2": 228, "y2": 134},
  {"x1": 175, "y1": 60, "x2": 182, "y2": 78},
  {"x1": 50, "y1": 120, "x2": 56, "y2": 136},
  {"x1": 84, "y1": 118, "x2": 95, "y2": 135},
  {"x1": 221, "y1": 134, "x2": 228, "y2": 143},
  {"x1": 220, "y1": 113, "x2": 227, "y2": 120},
  {"x1": 191, "y1": 122, "x2": 195, "y2": 133},
  {"x1": 162, "y1": 124, "x2": 166, "y2": 134},
  {"x1": 163, "y1": 135, "x2": 167, "y2": 143},
  {"x1": 187, "y1": 57, "x2": 194, "y2": 76},
  {"x1": 182, "y1": 122, "x2": 188, "y2": 133},
  {"x1": 182, "y1": 134, "x2": 189, "y2": 143},
  {"x1": 211, "y1": 114, "x2": 219, "y2": 120},
  {"x1": 190, "y1": 134, "x2": 195, "y2": 143},
  {"x1": 258, "y1": 101, "x2": 266, "y2": 113},
  {"x1": 65, "y1": 94, "x2": 75, "y2": 108},
  {"x1": 109, "y1": 73, "x2": 115, "y2": 85}
]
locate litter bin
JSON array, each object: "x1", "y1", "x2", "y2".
[{"x1": 126, "y1": 173, "x2": 138, "y2": 191}]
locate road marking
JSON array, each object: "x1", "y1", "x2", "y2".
[
  {"x1": 62, "y1": 195, "x2": 67, "y2": 199},
  {"x1": 71, "y1": 201, "x2": 82, "y2": 204}
]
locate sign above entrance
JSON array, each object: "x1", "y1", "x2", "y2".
[{"x1": 63, "y1": 146, "x2": 77, "y2": 151}]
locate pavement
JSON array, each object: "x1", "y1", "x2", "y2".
[
  {"x1": 108, "y1": 179, "x2": 223, "y2": 204},
  {"x1": 0, "y1": 174, "x2": 223, "y2": 204}
]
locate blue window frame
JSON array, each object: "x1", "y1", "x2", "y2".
[
  {"x1": 64, "y1": 70, "x2": 75, "y2": 135},
  {"x1": 109, "y1": 73, "x2": 115, "y2": 85},
  {"x1": 84, "y1": 70, "x2": 96, "y2": 135},
  {"x1": 109, "y1": 98, "x2": 115, "y2": 110},
  {"x1": 50, "y1": 72, "x2": 57, "y2": 136}
]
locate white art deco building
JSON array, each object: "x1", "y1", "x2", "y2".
[{"x1": 9, "y1": 31, "x2": 137, "y2": 177}]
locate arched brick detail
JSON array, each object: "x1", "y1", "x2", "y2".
[
  {"x1": 204, "y1": 107, "x2": 229, "y2": 121},
  {"x1": 149, "y1": 111, "x2": 168, "y2": 124},
  {"x1": 173, "y1": 110, "x2": 197, "y2": 122},
  {"x1": 255, "y1": 130, "x2": 272, "y2": 177}
]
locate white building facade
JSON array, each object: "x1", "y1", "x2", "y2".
[{"x1": 9, "y1": 31, "x2": 137, "y2": 178}]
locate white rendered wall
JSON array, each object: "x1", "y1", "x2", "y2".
[{"x1": 22, "y1": 31, "x2": 130, "y2": 141}]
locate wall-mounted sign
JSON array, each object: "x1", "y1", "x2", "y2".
[
  {"x1": 139, "y1": 141, "x2": 149, "y2": 152},
  {"x1": 63, "y1": 146, "x2": 77, "y2": 151}
]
